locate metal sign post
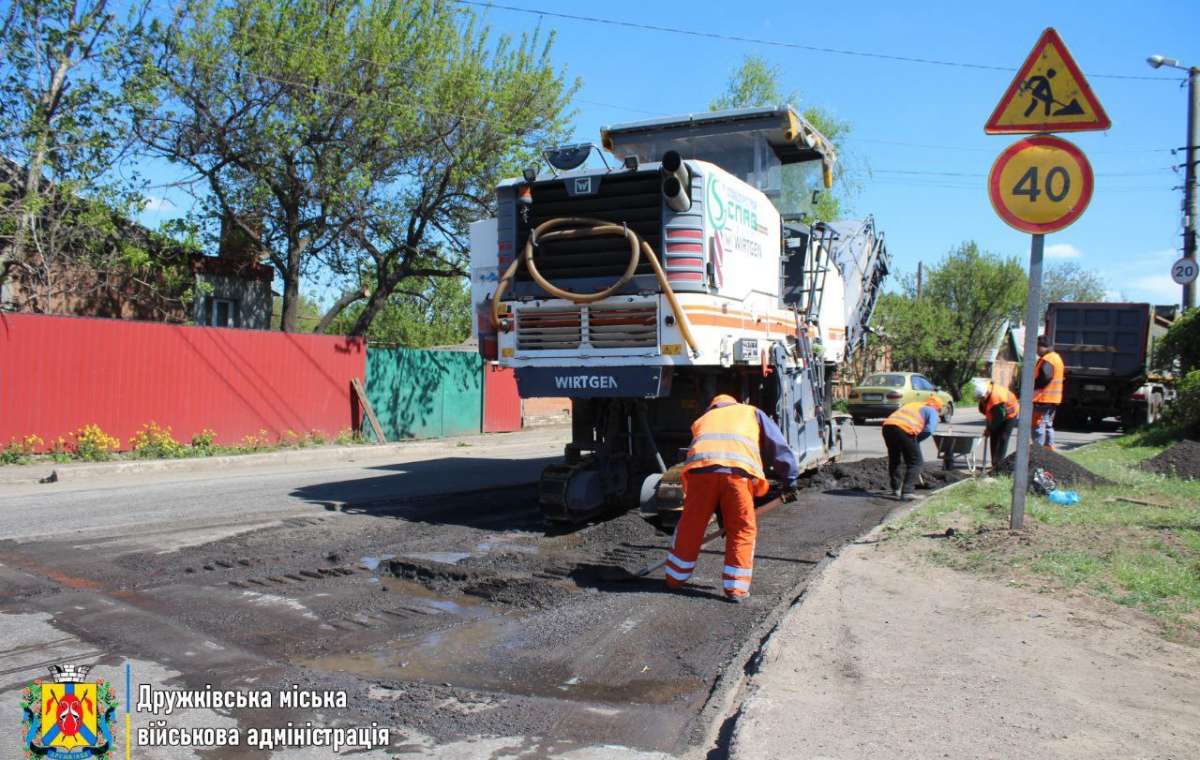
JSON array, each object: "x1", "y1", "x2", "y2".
[
  {"x1": 1009, "y1": 234, "x2": 1044, "y2": 529},
  {"x1": 984, "y1": 27, "x2": 1109, "y2": 530}
]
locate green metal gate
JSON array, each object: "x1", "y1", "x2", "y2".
[{"x1": 364, "y1": 348, "x2": 482, "y2": 440}]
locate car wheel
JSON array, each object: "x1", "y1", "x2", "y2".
[
  {"x1": 852, "y1": 416, "x2": 866, "y2": 425},
  {"x1": 941, "y1": 401, "x2": 954, "y2": 423}
]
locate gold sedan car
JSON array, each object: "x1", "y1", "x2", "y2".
[{"x1": 847, "y1": 372, "x2": 955, "y2": 424}]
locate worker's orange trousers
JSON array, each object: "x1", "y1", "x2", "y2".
[{"x1": 664, "y1": 471, "x2": 756, "y2": 598}]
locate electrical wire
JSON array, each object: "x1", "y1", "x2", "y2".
[{"x1": 455, "y1": 0, "x2": 1182, "y2": 82}]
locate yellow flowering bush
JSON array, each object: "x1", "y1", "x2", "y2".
[
  {"x1": 191, "y1": 428, "x2": 217, "y2": 450},
  {"x1": 130, "y1": 422, "x2": 187, "y2": 459},
  {"x1": 0, "y1": 434, "x2": 43, "y2": 465},
  {"x1": 72, "y1": 424, "x2": 120, "y2": 461}
]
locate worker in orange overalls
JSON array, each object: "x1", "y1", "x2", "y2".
[
  {"x1": 664, "y1": 394, "x2": 800, "y2": 603},
  {"x1": 974, "y1": 378, "x2": 1019, "y2": 470},
  {"x1": 1031, "y1": 335, "x2": 1066, "y2": 449},
  {"x1": 882, "y1": 396, "x2": 943, "y2": 500}
]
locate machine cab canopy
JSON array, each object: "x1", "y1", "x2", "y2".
[{"x1": 600, "y1": 106, "x2": 837, "y2": 218}]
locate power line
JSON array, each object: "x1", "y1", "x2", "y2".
[{"x1": 456, "y1": 0, "x2": 1181, "y2": 82}]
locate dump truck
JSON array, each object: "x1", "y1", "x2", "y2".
[
  {"x1": 469, "y1": 106, "x2": 890, "y2": 524},
  {"x1": 1045, "y1": 301, "x2": 1176, "y2": 430}
]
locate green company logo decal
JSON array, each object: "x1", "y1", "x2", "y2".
[
  {"x1": 705, "y1": 174, "x2": 725, "y2": 231},
  {"x1": 705, "y1": 173, "x2": 759, "y2": 234}
]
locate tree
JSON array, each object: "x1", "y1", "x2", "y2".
[
  {"x1": 0, "y1": 0, "x2": 174, "y2": 311},
  {"x1": 136, "y1": 0, "x2": 575, "y2": 333},
  {"x1": 873, "y1": 242, "x2": 1027, "y2": 399},
  {"x1": 1040, "y1": 261, "x2": 1107, "y2": 315},
  {"x1": 709, "y1": 55, "x2": 853, "y2": 221},
  {"x1": 327, "y1": 275, "x2": 470, "y2": 347}
]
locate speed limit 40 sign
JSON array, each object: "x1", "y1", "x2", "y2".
[
  {"x1": 1172, "y1": 257, "x2": 1199, "y2": 285},
  {"x1": 988, "y1": 135, "x2": 1094, "y2": 234}
]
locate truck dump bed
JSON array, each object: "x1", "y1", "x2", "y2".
[{"x1": 1047, "y1": 302, "x2": 1153, "y2": 379}]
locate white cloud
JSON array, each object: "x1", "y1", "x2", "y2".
[
  {"x1": 1044, "y1": 243, "x2": 1082, "y2": 259},
  {"x1": 143, "y1": 196, "x2": 175, "y2": 212},
  {"x1": 1126, "y1": 274, "x2": 1184, "y2": 304}
]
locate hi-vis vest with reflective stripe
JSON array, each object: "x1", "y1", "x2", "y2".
[
  {"x1": 682, "y1": 403, "x2": 768, "y2": 494},
  {"x1": 883, "y1": 402, "x2": 926, "y2": 436},
  {"x1": 986, "y1": 386, "x2": 1020, "y2": 420},
  {"x1": 1033, "y1": 351, "x2": 1065, "y2": 404}
]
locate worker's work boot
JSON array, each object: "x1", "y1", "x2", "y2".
[
  {"x1": 893, "y1": 488, "x2": 903, "y2": 500},
  {"x1": 725, "y1": 593, "x2": 750, "y2": 604},
  {"x1": 901, "y1": 492, "x2": 918, "y2": 502}
]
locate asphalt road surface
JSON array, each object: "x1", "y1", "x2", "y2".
[{"x1": 0, "y1": 415, "x2": 1121, "y2": 759}]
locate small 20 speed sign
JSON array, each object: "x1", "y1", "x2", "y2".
[{"x1": 1172, "y1": 257, "x2": 1199, "y2": 286}]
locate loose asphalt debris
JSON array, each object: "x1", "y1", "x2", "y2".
[
  {"x1": 817, "y1": 456, "x2": 968, "y2": 492},
  {"x1": 997, "y1": 447, "x2": 1113, "y2": 488},
  {"x1": 1140, "y1": 439, "x2": 1200, "y2": 481},
  {"x1": 1, "y1": 456, "x2": 966, "y2": 757}
]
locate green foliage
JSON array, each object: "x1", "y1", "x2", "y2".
[
  {"x1": 874, "y1": 242, "x2": 1026, "y2": 399},
  {"x1": 1040, "y1": 262, "x2": 1108, "y2": 315},
  {"x1": 904, "y1": 435, "x2": 1200, "y2": 640},
  {"x1": 0, "y1": 0, "x2": 183, "y2": 309},
  {"x1": 138, "y1": 0, "x2": 577, "y2": 334},
  {"x1": 1155, "y1": 307, "x2": 1200, "y2": 375},
  {"x1": 709, "y1": 54, "x2": 854, "y2": 221},
  {"x1": 1164, "y1": 370, "x2": 1200, "y2": 435},
  {"x1": 329, "y1": 276, "x2": 470, "y2": 347}
]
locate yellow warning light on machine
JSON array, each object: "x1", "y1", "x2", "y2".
[{"x1": 660, "y1": 344, "x2": 682, "y2": 356}]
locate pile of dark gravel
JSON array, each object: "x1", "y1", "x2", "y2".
[
  {"x1": 817, "y1": 456, "x2": 967, "y2": 492},
  {"x1": 996, "y1": 447, "x2": 1112, "y2": 487},
  {"x1": 1140, "y1": 439, "x2": 1200, "y2": 481}
]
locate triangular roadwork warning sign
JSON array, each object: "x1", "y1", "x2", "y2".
[{"x1": 985, "y1": 28, "x2": 1110, "y2": 134}]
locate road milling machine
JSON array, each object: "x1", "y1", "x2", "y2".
[{"x1": 469, "y1": 106, "x2": 891, "y2": 525}]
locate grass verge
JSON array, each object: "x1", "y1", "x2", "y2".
[{"x1": 896, "y1": 429, "x2": 1200, "y2": 643}]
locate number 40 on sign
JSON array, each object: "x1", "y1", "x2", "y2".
[{"x1": 988, "y1": 134, "x2": 1094, "y2": 234}]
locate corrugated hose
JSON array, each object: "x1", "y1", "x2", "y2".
[{"x1": 489, "y1": 216, "x2": 699, "y2": 356}]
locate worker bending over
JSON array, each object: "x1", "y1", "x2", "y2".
[
  {"x1": 665, "y1": 394, "x2": 800, "y2": 603},
  {"x1": 1032, "y1": 335, "x2": 1065, "y2": 449},
  {"x1": 975, "y1": 378, "x2": 1019, "y2": 470},
  {"x1": 881, "y1": 396, "x2": 943, "y2": 500}
]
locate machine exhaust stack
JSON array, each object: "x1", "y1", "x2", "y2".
[{"x1": 661, "y1": 151, "x2": 691, "y2": 212}]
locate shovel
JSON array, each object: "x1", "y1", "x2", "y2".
[{"x1": 603, "y1": 494, "x2": 791, "y2": 582}]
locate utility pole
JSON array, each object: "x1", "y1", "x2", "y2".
[
  {"x1": 1147, "y1": 55, "x2": 1200, "y2": 308},
  {"x1": 916, "y1": 261, "x2": 923, "y2": 300},
  {"x1": 1183, "y1": 66, "x2": 1199, "y2": 309}
]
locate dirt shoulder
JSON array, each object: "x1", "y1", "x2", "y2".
[{"x1": 729, "y1": 530, "x2": 1200, "y2": 760}]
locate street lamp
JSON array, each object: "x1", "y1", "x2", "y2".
[{"x1": 1147, "y1": 54, "x2": 1200, "y2": 309}]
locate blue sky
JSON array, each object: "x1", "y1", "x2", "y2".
[{"x1": 141, "y1": 0, "x2": 1199, "y2": 305}]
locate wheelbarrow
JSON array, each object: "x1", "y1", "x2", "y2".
[{"x1": 932, "y1": 430, "x2": 984, "y2": 471}]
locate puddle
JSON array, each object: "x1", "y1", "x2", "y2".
[
  {"x1": 476, "y1": 535, "x2": 539, "y2": 555},
  {"x1": 359, "y1": 554, "x2": 395, "y2": 572},
  {"x1": 404, "y1": 551, "x2": 472, "y2": 565},
  {"x1": 379, "y1": 576, "x2": 482, "y2": 605}
]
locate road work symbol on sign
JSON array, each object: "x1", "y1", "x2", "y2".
[
  {"x1": 988, "y1": 135, "x2": 1094, "y2": 234},
  {"x1": 985, "y1": 28, "x2": 1110, "y2": 134}
]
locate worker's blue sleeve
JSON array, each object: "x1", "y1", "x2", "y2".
[
  {"x1": 917, "y1": 406, "x2": 939, "y2": 442},
  {"x1": 756, "y1": 409, "x2": 801, "y2": 484}
]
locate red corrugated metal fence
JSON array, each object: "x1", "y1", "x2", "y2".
[
  {"x1": 0, "y1": 313, "x2": 365, "y2": 450},
  {"x1": 482, "y1": 364, "x2": 522, "y2": 433}
]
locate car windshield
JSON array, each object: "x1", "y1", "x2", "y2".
[{"x1": 862, "y1": 374, "x2": 905, "y2": 388}]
